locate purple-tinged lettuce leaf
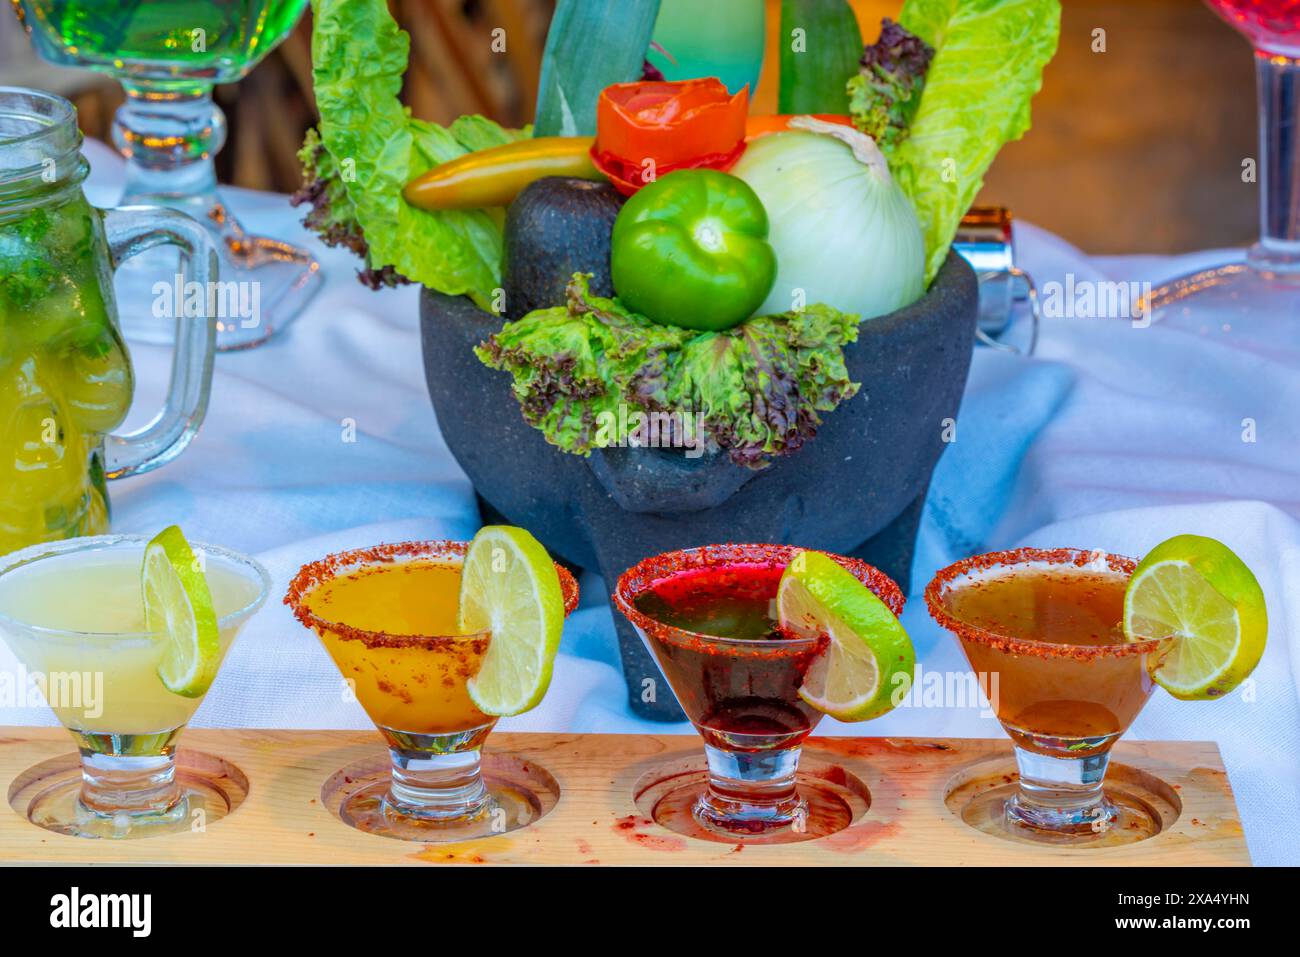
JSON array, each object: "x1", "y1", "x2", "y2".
[
  {"x1": 475, "y1": 276, "x2": 689, "y2": 455},
  {"x1": 476, "y1": 276, "x2": 860, "y2": 468},
  {"x1": 847, "y1": 18, "x2": 934, "y2": 153}
]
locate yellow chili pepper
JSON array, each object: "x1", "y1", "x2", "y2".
[{"x1": 403, "y1": 136, "x2": 602, "y2": 210}]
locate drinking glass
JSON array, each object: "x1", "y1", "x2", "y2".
[
  {"x1": 285, "y1": 540, "x2": 579, "y2": 842},
  {"x1": 0, "y1": 86, "x2": 217, "y2": 557},
  {"x1": 925, "y1": 548, "x2": 1169, "y2": 842},
  {"x1": 613, "y1": 543, "x2": 904, "y2": 836},
  {"x1": 0, "y1": 534, "x2": 270, "y2": 839},
  {"x1": 11, "y1": 0, "x2": 321, "y2": 349},
  {"x1": 1142, "y1": 1, "x2": 1300, "y2": 354}
]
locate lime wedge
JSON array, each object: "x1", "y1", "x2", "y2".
[
  {"x1": 1123, "y1": 534, "x2": 1267, "y2": 700},
  {"x1": 143, "y1": 525, "x2": 221, "y2": 698},
  {"x1": 458, "y1": 525, "x2": 565, "y2": 716},
  {"x1": 777, "y1": 550, "x2": 914, "y2": 721}
]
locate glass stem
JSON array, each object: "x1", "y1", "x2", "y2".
[
  {"x1": 1008, "y1": 745, "x2": 1116, "y2": 835},
  {"x1": 696, "y1": 742, "x2": 806, "y2": 832},
  {"x1": 385, "y1": 746, "x2": 491, "y2": 822},
  {"x1": 1249, "y1": 51, "x2": 1300, "y2": 271},
  {"x1": 79, "y1": 750, "x2": 182, "y2": 818},
  {"x1": 110, "y1": 82, "x2": 241, "y2": 243}
]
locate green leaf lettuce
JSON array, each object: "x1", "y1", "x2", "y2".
[
  {"x1": 847, "y1": 18, "x2": 934, "y2": 153},
  {"x1": 476, "y1": 277, "x2": 861, "y2": 468}
]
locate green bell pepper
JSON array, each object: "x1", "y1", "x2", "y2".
[{"x1": 609, "y1": 169, "x2": 777, "y2": 332}]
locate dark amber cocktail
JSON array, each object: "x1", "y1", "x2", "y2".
[
  {"x1": 926, "y1": 548, "x2": 1168, "y2": 840},
  {"x1": 942, "y1": 563, "x2": 1155, "y2": 753}
]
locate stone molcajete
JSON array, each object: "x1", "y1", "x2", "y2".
[{"x1": 421, "y1": 251, "x2": 979, "y2": 720}]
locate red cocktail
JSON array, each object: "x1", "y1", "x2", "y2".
[
  {"x1": 1144, "y1": 1, "x2": 1300, "y2": 343},
  {"x1": 1208, "y1": 0, "x2": 1300, "y2": 53},
  {"x1": 629, "y1": 562, "x2": 823, "y2": 750},
  {"x1": 614, "y1": 544, "x2": 904, "y2": 835}
]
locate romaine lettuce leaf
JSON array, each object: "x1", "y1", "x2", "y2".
[
  {"x1": 309, "y1": 0, "x2": 525, "y2": 308},
  {"x1": 892, "y1": 0, "x2": 1061, "y2": 283}
]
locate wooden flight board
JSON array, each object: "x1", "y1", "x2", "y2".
[{"x1": 0, "y1": 728, "x2": 1249, "y2": 865}]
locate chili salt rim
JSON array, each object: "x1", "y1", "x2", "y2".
[
  {"x1": 924, "y1": 546, "x2": 1167, "y2": 660},
  {"x1": 284, "y1": 539, "x2": 579, "y2": 651},
  {"x1": 612, "y1": 543, "x2": 905, "y2": 654}
]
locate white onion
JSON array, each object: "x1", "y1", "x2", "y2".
[{"x1": 732, "y1": 119, "x2": 925, "y2": 320}]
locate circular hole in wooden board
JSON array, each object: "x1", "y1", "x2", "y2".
[
  {"x1": 633, "y1": 751, "x2": 872, "y2": 846},
  {"x1": 320, "y1": 750, "x2": 560, "y2": 843},
  {"x1": 943, "y1": 757, "x2": 1182, "y2": 849},
  {"x1": 8, "y1": 749, "x2": 249, "y2": 840}
]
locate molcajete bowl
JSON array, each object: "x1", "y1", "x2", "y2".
[{"x1": 421, "y1": 251, "x2": 979, "y2": 720}]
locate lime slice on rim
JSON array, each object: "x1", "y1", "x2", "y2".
[
  {"x1": 143, "y1": 525, "x2": 222, "y2": 698},
  {"x1": 777, "y1": 550, "x2": 914, "y2": 722},
  {"x1": 458, "y1": 525, "x2": 565, "y2": 716},
  {"x1": 1123, "y1": 534, "x2": 1267, "y2": 700}
]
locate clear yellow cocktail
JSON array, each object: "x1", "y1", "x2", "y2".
[{"x1": 0, "y1": 532, "x2": 270, "y2": 839}]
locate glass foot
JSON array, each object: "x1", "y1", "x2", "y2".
[
  {"x1": 113, "y1": 232, "x2": 322, "y2": 350},
  {"x1": 945, "y1": 757, "x2": 1178, "y2": 848},
  {"x1": 982, "y1": 784, "x2": 1160, "y2": 847},
  {"x1": 634, "y1": 754, "x2": 870, "y2": 845},
  {"x1": 7, "y1": 750, "x2": 248, "y2": 840},
  {"x1": 1005, "y1": 787, "x2": 1122, "y2": 835},
  {"x1": 1144, "y1": 258, "x2": 1300, "y2": 361},
  {"x1": 694, "y1": 784, "x2": 809, "y2": 833},
  {"x1": 321, "y1": 752, "x2": 559, "y2": 843}
]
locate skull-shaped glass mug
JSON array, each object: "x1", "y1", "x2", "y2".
[{"x1": 0, "y1": 87, "x2": 217, "y2": 555}]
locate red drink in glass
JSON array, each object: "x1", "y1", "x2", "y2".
[
  {"x1": 615, "y1": 544, "x2": 903, "y2": 835},
  {"x1": 1207, "y1": 0, "x2": 1300, "y2": 53},
  {"x1": 1143, "y1": 2, "x2": 1300, "y2": 347},
  {"x1": 630, "y1": 562, "x2": 825, "y2": 751}
]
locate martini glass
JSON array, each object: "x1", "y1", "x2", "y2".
[
  {"x1": 1142, "y1": 1, "x2": 1300, "y2": 355},
  {"x1": 613, "y1": 544, "x2": 904, "y2": 838},
  {"x1": 925, "y1": 548, "x2": 1171, "y2": 844},
  {"x1": 10, "y1": 0, "x2": 321, "y2": 349},
  {"x1": 0, "y1": 534, "x2": 270, "y2": 839},
  {"x1": 285, "y1": 540, "x2": 579, "y2": 843}
]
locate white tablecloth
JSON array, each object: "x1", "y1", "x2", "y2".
[{"x1": 3, "y1": 141, "x2": 1297, "y2": 865}]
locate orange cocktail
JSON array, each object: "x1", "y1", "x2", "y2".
[
  {"x1": 286, "y1": 539, "x2": 578, "y2": 842},
  {"x1": 302, "y1": 558, "x2": 490, "y2": 736},
  {"x1": 939, "y1": 561, "x2": 1156, "y2": 753}
]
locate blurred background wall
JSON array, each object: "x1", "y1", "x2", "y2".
[{"x1": 0, "y1": 0, "x2": 1259, "y2": 255}]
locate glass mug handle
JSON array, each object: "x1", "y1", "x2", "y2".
[{"x1": 98, "y1": 205, "x2": 219, "y2": 478}]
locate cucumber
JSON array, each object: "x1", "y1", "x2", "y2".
[{"x1": 778, "y1": 0, "x2": 863, "y2": 115}]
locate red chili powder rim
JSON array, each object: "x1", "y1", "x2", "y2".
[
  {"x1": 284, "y1": 540, "x2": 579, "y2": 650},
  {"x1": 612, "y1": 543, "x2": 905, "y2": 654},
  {"x1": 924, "y1": 546, "x2": 1168, "y2": 660}
]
